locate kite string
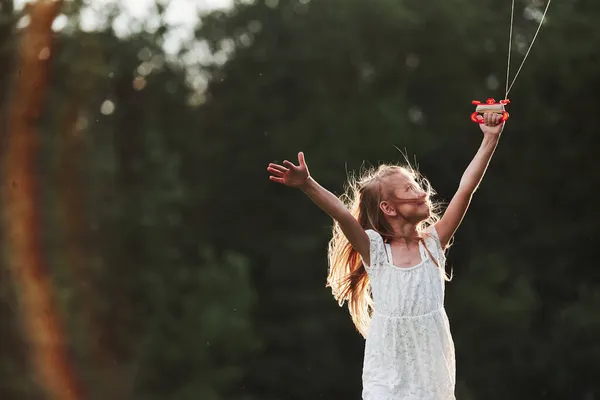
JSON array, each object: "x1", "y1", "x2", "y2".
[
  {"x1": 505, "y1": 0, "x2": 553, "y2": 98},
  {"x1": 504, "y1": 0, "x2": 515, "y2": 99}
]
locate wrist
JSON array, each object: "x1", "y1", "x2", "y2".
[
  {"x1": 299, "y1": 176, "x2": 315, "y2": 191},
  {"x1": 482, "y1": 134, "x2": 500, "y2": 147}
]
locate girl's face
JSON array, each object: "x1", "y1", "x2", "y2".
[{"x1": 380, "y1": 171, "x2": 431, "y2": 223}]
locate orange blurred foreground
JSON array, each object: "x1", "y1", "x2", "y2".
[{"x1": 2, "y1": 1, "x2": 84, "y2": 399}]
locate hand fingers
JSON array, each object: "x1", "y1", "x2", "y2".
[
  {"x1": 298, "y1": 151, "x2": 306, "y2": 167},
  {"x1": 269, "y1": 176, "x2": 284, "y2": 184},
  {"x1": 483, "y1": 112, "x2": 502, "y2": 126},
  {"x1": 282, "y1": 160, "x2": 297, "y2": 169},
  {"x1": 490, "y1": 113, "x2": 497, "y2": 125},
  {"x1": 483, "y1": 112, "x2": 491, "y2": 126},
  {"x1": 268, "y1": 163, "x2": 289, "y2": 173},
  {"x1": 267, "y1": 167, "x2": 285, "y2": 177},
  {"x1": 494, "y1": 113, "x2": 503, "y2": 125}
]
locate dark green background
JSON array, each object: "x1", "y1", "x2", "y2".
[{"x1": 1, "y1": 0, "x2": 599, "y2": 399}]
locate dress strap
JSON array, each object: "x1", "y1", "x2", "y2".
[
  {"x1": 384, "y1": 243, "x2": 393, "y2": 264},
  {"x1": 418, "y1": 240, "x2": 429, "y2": 261}
]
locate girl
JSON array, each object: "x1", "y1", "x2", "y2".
[{"x1": 266, "y1": 112, "x2": 504, "y2": 399}]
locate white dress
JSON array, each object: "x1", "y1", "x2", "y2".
[{"x1": 361, "y1": 228, "x2": 456, "y2": 400}]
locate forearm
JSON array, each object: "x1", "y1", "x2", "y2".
[
  {"x1": 301, "y1": 176, "x2": 369, "y2": 257},
  {"x1": 459, "y1": 135, "x2": 499, "y2": 194},
  {"x1": 300, "y1": 177, "x2": 352, "y2": 222}
]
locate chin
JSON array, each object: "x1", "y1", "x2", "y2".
[{"x1": 409, "y1": 212, "x2": 430, "y2": 224}]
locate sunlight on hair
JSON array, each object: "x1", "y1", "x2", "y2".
[{"x1": 326, "y1": 159, "x2": 449, "y2": 337}]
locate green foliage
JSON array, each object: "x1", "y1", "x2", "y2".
[
  {"x1": 135, "y1": 250, "x2": 258, "y2": 400},
  {"x1": 1, "y1": 0, "x2": 599, "y2": 399}
]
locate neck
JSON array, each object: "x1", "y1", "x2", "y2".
[{"x1": 389, "y1": 221, "x2": 420, "y2": 246}]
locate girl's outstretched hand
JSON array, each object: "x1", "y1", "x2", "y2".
[
  {"x1": 479, "y1": 112, "x2": 505, "y2": 137},
  {"x1": 267, "y1": 152, "x2": 310, "y2": 188}
]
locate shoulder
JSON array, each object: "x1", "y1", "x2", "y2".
[
  {"x1": 424, "y1": 225, "x2": 447, "y2": 259},
  {"x1": 364, "y1": 229, "x2": 386, "y2": 252},
  {"x1": 425, "y1": 225, "x2": 442, "y2": 244},
  {"x1": 365, "y1": 229, "x2": 383, "y2": 242},
  {"x1": 362, "y1": 229, "x2": 386, "y2": 269}
]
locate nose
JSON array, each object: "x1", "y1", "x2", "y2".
[{"x1": 412, "y1": 187, "x2": 426, "y2": 198}]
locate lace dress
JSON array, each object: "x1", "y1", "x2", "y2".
[{"x1": 361, "y1": 228, "x2": 456, "y2": 400}]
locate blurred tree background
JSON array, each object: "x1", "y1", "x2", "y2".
[{"x1": 1, "y1": 0, "x2": 599, "y2": 399}]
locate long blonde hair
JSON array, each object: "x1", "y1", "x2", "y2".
[{"x1": 326, "y1": 163, "x2": 447, "y2": 338}]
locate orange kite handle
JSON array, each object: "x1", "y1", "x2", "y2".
[{"x1": 471, "y1": 98, "x2": 510, "y2": 124}]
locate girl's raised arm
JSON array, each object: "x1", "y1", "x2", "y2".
[
  {"x1": 435, "y1": 112, "x2": 505, "y2": 249},
  {"x1": 267, "y1": 152, "x2": 371, "y2": 263}
]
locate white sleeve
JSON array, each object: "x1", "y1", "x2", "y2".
[
  {"x1": 426, "y1": 225, "x2": 447, "y2": 265},
  {"x1": 362, "y1": 229, "x2": 386, "y2": 271}
]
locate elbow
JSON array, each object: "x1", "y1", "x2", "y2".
[
  {"x1": 457, "y1": 183, "x2": 477, "y2": 197},
  {"x1": 334, "y1": 207, "x2": 356, "y2": 224}
]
